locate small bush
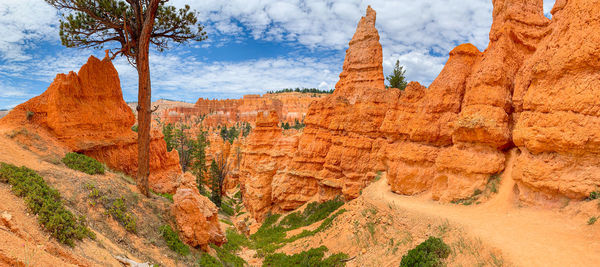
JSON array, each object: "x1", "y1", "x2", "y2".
[
  {"x1": 151, "y1": 190, "x2": 173, "y2": 202},
  {"x1": 487, "y1": 174, "x2": 501, "y2": 193},
  {"x1": 0, "y1": 163, "x2": 94, "y2": 246},
  {"x1": 224, "y1": 228, "x2": 250, "y2": 252},
  {"x1": 233, "y1": 190, "x2": 242, "y2": 200},
  {"x1": 263, "y1": 246, "x2": 347, "y2": 267},
  {"x1": 374, "y1": 171, "x2": 383, "y2": 181},
  {"x1": 198, "y1": 253, "x2": 221, "y2": 266},
  {"x1": 62, "y1": 152, "x2": 105, "y2": 175},
  {"x1": 280, "y1": 197, "x2": 344, "y2": 229},
  {"x1": 588, "y1": 216, "x2": 598, "y2": 225},
  {"x1": 26, "y1": 111, "x2": 34, "y2": 120},
  {"x1": 588, "y1": 191, "x2": 600, "y2": 200},
  {"x1": 107, "y1": 197, "x2": 137, "y2": 233},
  {"x1": 400, "y1": 237, "x2": 451, "y2": 267},
  {"x1": 159, "y1": 225, "x2": 189, "y2": 256},
  {"x1": 210, "y1": 243, "x2": 247, "y2": 267},
  {"x1": 286, "y1": 209, "x2": 346, "y2": 243},
  {"x1": 221, "y1": 202, "x2": 235, "y2": 216}
]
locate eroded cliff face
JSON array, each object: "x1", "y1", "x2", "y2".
[
  {"x1": 511, "y1": 0, "x2": 600, "y2": 205},
  {"x1": 0, "y1": 55, "x2": 182, "y2": 193},
  {"x1": 239, "y1": 0, "x2": 600, "y2": 220},
  {"x1": 172, "y1": 173, "x2": 226, "y2": 251},
  {"x1": 160, "y1": 92, "x2": 323, "y2": 126},
  {"x1": 238, "y1": 111, "x2": 308, "y2": 220}
]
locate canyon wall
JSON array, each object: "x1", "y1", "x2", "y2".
[
  {"x1": 239, "y1": 0, "x2": 600, "y2": 220},
  {"x1": 160, "y1": 92, "x2": 324, "y2": 126},
  {"x1": 238, "y1": 111, "x2": 308, "y2": 220},
  {"x1": 511, "y1": 0, "x2": 600, "y2": 205},
  {"x1": 0, "y1": 55, "x2": 182, "y2": 193}
]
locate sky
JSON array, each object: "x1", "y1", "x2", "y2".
[{"x1": 0, "y1": 0, "x2": 556, "y2": 109}]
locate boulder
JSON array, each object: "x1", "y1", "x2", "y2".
[{"x1": 172, "y1": 187, "x2": 226, "y2": 251}]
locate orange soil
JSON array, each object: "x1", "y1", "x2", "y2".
[{"x1": 280, "y1": 149, "x2": 600, "y2": 266}]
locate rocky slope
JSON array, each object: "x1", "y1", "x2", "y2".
[
  {"x1": 238, "y1": 0, "x2": 600, "y2": 221},
  {"x1": 0, "y1": 55, "x2": 183, "y2": 194},
  {"x1": 0, "y1": 54, "x2": 226, "y2": 252}
]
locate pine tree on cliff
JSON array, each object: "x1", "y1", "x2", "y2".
[
  {"x1": 386, "y1": 60, "x2": 408, "y2": 90},
  {"x1": 44, "y1": 0, "x2": 207, "y2": 197},
  {"x1": 209, "y1": 155, "x2": 228, "y2": 207},
  {"x1": 190, "y1": 126, "x2": 209, "y2": 195}
]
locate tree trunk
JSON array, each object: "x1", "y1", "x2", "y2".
[
  {"x1": 136, "y1": 45, "x2": 151, "y2": 197},
  {"x1": 136, "y1": 0, "x2": 161, "y2": 197}
]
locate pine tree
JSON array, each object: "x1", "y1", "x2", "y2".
[
  {"x1": 174, "y1": 123, "x2": 191, "y2": 172},
  {"x1": 45, "y1": 0, "x2": 207, "y2": 197},
  {"x1": 209, "y1": 155, "x2": 229, "y2": 207},
  {"x1": 190, "y1": 127, "x2": 209, "y2": 196},
  {"x1": 386, "y1": 60, "x2": 408, "y2": 90},
  {"x1": 162, "y1": 123, "x2": 175, "y2": 152}
]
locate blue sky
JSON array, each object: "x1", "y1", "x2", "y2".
[{"x1": 0, "y1": 0, "x2": 555, "y2": 109}]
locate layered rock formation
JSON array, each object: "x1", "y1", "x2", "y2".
[
  {"x1": 239, "y1": 0, "x2": 600, "y2": 220},
  {"x1": 160, "y1": 92, "x2": 324, "y2": 126},
  {"x1": 0, "y1": 55, "x2": 181, "y2": 193},
  {"x1": 239, "y1": 111, "x2": 309, "y2": 220},
  {"x1": 511, "y1": 0, "x2": 600, "y2": 205},
  {"x1": 172, "y1": 173, "x2": 226, "y2": 251}
]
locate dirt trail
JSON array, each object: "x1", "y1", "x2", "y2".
[{"x1": 364, "y1": 149, "x2": 600, "y2": 266}]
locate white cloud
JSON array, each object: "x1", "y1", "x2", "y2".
[
  {"x1": 0, "y1": 0, "x2": 559, "y2": 108},
  {"x1": 169, "y1": 0, "x2": 496, "y2": 84},
  {"x1": 0, "y1": 0, "x2": 58, "y2": 61}
]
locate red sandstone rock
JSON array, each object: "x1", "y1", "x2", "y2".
[
  {"x1": 511, "y1": 0, "x2": 600, "y2": 204},
  {"x1": 0, "y1": 55, "x2": 182, "y2": 193},
  {"x1": 238, "y1": 111, "x2": 308, "y2": 221},
  {"x1": 159, "y1": 92, "x2": 322, "y2": 127},
  {"x1": 238, "y1": 1, "x2": 598, "y2": 219},
  {"x1": 172, "y1": 186, "x2": 226, "y2": 251}
]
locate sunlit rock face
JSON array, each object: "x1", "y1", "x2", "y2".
[
  {"x1": 172, "y1": 174, "x2": 226, "y2": 251},
  {"x1": 159, "y1": 92, "x2": 324, "y2": 127},
  {"x1": 0, "y1": 55, "x2": 182, "y2": 193}
]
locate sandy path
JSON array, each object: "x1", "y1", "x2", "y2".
[{"x1": 364, "y1": 150, "x2": 600, "y2": 267}]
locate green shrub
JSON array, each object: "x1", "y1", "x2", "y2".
[
  {"x1": 250, "y1": 214, "x2": 287, "y2": 253},
  {"x1": 159, "y1": 225, "x2": 189, "y2": 256},
  {"x1": 151, "y1": 190, "x2": 173, "y2": 202},
  {"x1": 286, "y1": 209, "x2": 346, "y2": 243},
  {"x1": 233, "y1": 190, "x2": 242, "y2": 200},
  {"x1": 62, "y1": 152, "x2": 105, "y2": 175},
  {"x1": 588, "y1": 216, "x2": 598, "y2": 225},
  {"x1": 198, "y1": 253, "x2": 221, "y2": 266},
  {"x1": 250, "y1": 206, "x2": 347, "y2": 254},
  {"x1": 400, "y1": 237, "x2": 451, "y2": 267},
  {"x1": 374, "y1": 171, "x2": 383, "y2": 181},
  {"x1": 0, "y1": 163, "x2": 94, "y2": 246},
  {"x1": 224, "y1": 228, "x2": 250, "y2": 252},
  {"x1": 210, "y1": 243, "x2": 247, "y2": 267},
  {"x1": 280, "y1": 197, "x2": 344, "y2": 230},
  {"x1": 107, "y1": 197, "x2": 137, "y2": 233},
  {"x1": 263, "y1": 246, "x2": 347, "y2": 267},
  {"x1": 487, "y1": 174, "x2": 501, "y2": 194},
  {"x1": 588, "y1": 191, "x2": 600, "y2": 200},
  {"x1": 221, "y1": 202, "x2": 235, "y2": 216}
]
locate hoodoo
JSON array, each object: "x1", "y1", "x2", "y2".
[
  {"x1": 0, "y1": 55, "x2": 182, "y2": 193},
  {"x1": 238, "y1": 0, "x2": 600, "y2": 220}
]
